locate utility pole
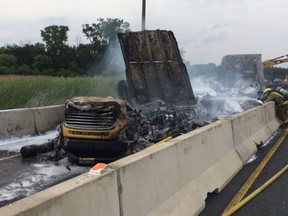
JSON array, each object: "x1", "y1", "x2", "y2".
[{"x1": 142, "y1": 0, "x2": 146, "y2": 30}]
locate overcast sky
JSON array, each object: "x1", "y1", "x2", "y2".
[{"x1": 1, "y1": 0, "x2": 287, "y2": 66}]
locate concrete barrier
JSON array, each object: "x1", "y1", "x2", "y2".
[
  {"x1": 112, "y1": 120, "x2": 243, "y2": 216},
  {"x1": 0, "y1": 102, "x2": 281, "y2": 216},
  {"x1": 231, "y1": 104, "x2": 278, "y2": 163},
  {"x1": 0, "y1": 105, "x2": 64, "y2": 139},
  {"x1": 32, "y1": 105, "x2": 64, "y2": 134},
  {"x1": 0, "y1": 170, "x2": 120, "y2": 216},
  {"x1": 0, "y1": 108, "x2": 34, "y2": 138}
]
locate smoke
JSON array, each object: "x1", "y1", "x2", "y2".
[
  {"x1": 101, "y1": 42, "x2": 125, "y2": 74},
  {"x1": 87, "y1": 39, "x2": 125, "y2": 76},
  {"x1": 190, "y1": 77, "x2": 218, "y2": 97},
  {"x1": 189, "y1": 73, "x2": 262, "y2": 125}
]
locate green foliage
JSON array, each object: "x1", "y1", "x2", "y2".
[
  {"x1": 82, "y1": 18, "x2": 129, "y2": 46},
  {"x1": 41, "y1": 25, "x2": 69, "y2": 52},
  {"x1": 32, "y1": 54, "x2": 53, "y2": 71},
  {"x1": 15, "y1": 64, "x2": 33, "y2": 75},
  {"x1": 3, "y1": 43, "x2": 45, "y2": 67},
  {"x1": 0, "y1": 54, "x2": 17, "y2": 67},
  {"x1": 66, "y1": 61, "x2": 80, "y2": 73},
  {"x1": 0, "y1": 66, "x2": 14, "y2": 75},
  {"x1": 0, "y1": 75, "x2": 122, "y2": 109},
  {"x1": 41, "y1": 25, "x2": 70, "y2": 70},
  {"x1": 82, "y1": 18, "x2": 130, "y2": 75},
  {"x1": 0, "y1": 18, "x2": 130, "y2": 77},
  {"x1": 264, "y1": 67, "x2": 288, "y2": 81},
  {"x1": 75, "y1": 43, "x2": 95, "y2": 72}
]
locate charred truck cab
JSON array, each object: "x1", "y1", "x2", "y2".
[
  {"x1": 21, "y1": 30, "x2": 197, "y2": 163},
  {"x1": 60, "y1": 30, "x2": 197, "y2": 165},
  {"x1": 61, "y1": 96, "x2": 138, "y2": 164}
]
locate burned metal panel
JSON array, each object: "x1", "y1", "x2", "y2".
[
  {"x1": 219, "y1": 54, "x2": 265, "y2": 90},
  {"x1": 118, "y1": 30, "x2": 195, "y2": 104}
]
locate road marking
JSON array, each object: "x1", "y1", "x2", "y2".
[
  {"x1": 0, "y1": 154, "x2": 21, "y2": 162},
  {"x1": 222, "y1": 127, "x2": 288, "y2": 215},
  {"x1": 223, "y1": 164, "x2": 288, "y2": 216}
]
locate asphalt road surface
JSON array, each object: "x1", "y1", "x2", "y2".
[
  {"x1": 0, "y1": 131, "x2": 90, "y2": 207},
  {"x1": 200, "y1": 126, "x2": 288, "y2": 216}
]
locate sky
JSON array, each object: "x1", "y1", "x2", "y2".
[{"x1": 0, "y1": 0, "x2": 288, "y2": 66}]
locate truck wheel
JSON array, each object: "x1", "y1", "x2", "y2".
[{"x1": 67, "y1": 151, "x2": 79, "y2": 164}]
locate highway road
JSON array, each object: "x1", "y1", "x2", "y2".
[
  {"x1": 0, "y1": 131, "x2": 90, "y2": 207},
  {"x1": 200, "y1": 126, "x2": 288, "y2": 216},
  {"x1": 1, "y1": 126, "x2": 287, "y2": 215}
]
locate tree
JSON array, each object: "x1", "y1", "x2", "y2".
[
  {"x1": 82, "y1": 18, "x2": 130, "y2": 75},
  {"x1": 74, "y1": 43, "x2": 95, "y2": 73},
  {"x1": 0, "y1": 54, "x2": 17, "y2": 67},
  {"x1": 32, "y1": 54, "x2": 53, "y2": 71},
  {"x1": 4, "y1": 43, "x2": 45, "y2": 67},
  {"x1": 98, "y1": 18, "x2": 130, "y2": 45},
  {"x1": 41, "y1": 25, "x2": 69, "y2": 70},
  {"x1": 83, "y1": 18, "x2": 129, "y2": 44},
  {"x1": 0, "y1": 54, "x2": 17, "y2": 75},
  {"x1": 264, "y1": 67, "x2": 288, "y2": 81},
  {"x1": 82, "y1": 18, "x2": 129, "y2": 55}
]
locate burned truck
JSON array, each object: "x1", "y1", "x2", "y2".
[
  {"x1": 21, "y1": 30, "x2": 198, "y2": 164},
  {"x1": 59, "y1": 97, "x2": 196, "y2": 165},
  {"x1": 218, "y1": 54, "x2": 266, "y2": 92},
  {"x1": 21, "y1": 33, "x2": 265, "y2": 164},
  {"x1": 61, "y1": 30, "x2": 197, "y2": 164}
]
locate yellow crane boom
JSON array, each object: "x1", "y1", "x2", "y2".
[{"x1": 263, "y1": 54, "x2": 288, "y2": 68}]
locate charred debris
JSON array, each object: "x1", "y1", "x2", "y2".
[
  {"x1": 20, "y1": 31, "x2": 264, "y2": 163},
  {"x1": 116, "y1": 32, "x2": 264, "y2": 140}
]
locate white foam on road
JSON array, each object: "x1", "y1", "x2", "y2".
[
  {"x1": 0, "y1": 130, "x2": 58, "y2": 152},
  {"x1": 0, "y1": 157, "x2": 89, "y2": 203},
  {"x1": 0, "y1": 131, "x2": 90, "y2": 205}
]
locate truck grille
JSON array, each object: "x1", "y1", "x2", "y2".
[{"x1": 65, "y1": 106, "x2": 118, "y2": 130}]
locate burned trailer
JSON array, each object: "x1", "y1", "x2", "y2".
[
  {"x1": 117, "y1": 30, "x2": 196, "y2": 106},
  {"x1": 190, "y1": 54, "x2": 265, "y2": 125},
  {"x1": 218, "y1": 54, "x2": 266, "y2": 91}
]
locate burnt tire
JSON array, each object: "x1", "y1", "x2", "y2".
[
  {"x1": 20, "y1": 145, "x2": 40, "y2": 158},
  {"x1": 20, "y1": 141, "x2": 54, "y2": 158},
  {"x1": 67, "y1": 151, "x2": 80, "y2": 164}
]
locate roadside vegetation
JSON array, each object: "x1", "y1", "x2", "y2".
[
  {"x1": 1, "y1": 17, "x2": 288, "y2": 110},
  {"x1": 0, "y1": 75, "x2": 122, "y2": 109},
  {"x1": 0, "y1": 18, "x2": 129, "y2": 77},
  {"x1": 0, "y1": 17, "x2": 127, "y2": 110}
]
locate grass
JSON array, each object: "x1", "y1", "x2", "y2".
[{"x1": 0, "y1": 75, "x2": 124, "y2": 110}]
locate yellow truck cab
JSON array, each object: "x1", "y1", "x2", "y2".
[{"x1": 61, "y1": 96, "x2": 137, "y2": 164}]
